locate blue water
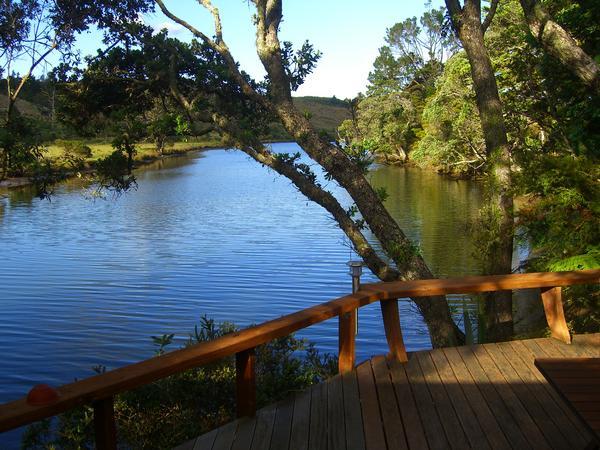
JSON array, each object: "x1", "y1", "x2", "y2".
[{"x1": 0, "y1": 143, "x2": 484, "y2": 446}]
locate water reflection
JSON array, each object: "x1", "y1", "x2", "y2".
[{"x1": 369, "y1": 166, "x2": 483, "y2": 277}]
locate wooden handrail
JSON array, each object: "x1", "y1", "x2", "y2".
[{"x1": 0, "y1": 269, "x2": 598, "y2": 441}]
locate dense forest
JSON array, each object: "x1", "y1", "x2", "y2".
[{"x1": 340, "y1": 0, "x2": 599, "y2": 333}]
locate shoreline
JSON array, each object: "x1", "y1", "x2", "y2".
[
  {"x1": 1, "y1": 141, "x2": 482, "y2": 192},
  {"x1": 0, "y1": 143, "x2": 226, "y2": 192}
]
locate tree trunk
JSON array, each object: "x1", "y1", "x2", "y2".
[
  {"x1": 213, "y1": 111, "x2": 464, "y2": 348},
  {"x1": 446, "y1": 0, "x2": 514, "y2": 341},
  {"x1": 268, "y1": 98, "x2": 463, "y2": 346},
  {"x1": 156, "y1": 0, "x2": 465, "y2": 347},
  {"x1": 519, "y1": 0, "x2": 600, "y2": 93}
]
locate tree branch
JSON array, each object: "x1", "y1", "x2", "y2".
[
  {"x1": 481, "y1": 0, "x2": 499, "y2": 33},
  {"x1": 155, "y1": 0, "x2": 267, "y2": 104},
  {"x1": 155, "y1": 0, "x2": 214, "y2": 46},
  {"x1": 196, "y1": 0, "x2": 223, "y2": 44},
  {"x1": 211, "y1": 113, "x2": 400, "y2": 281},
  {"x1": 445, "y1": 0, "x2": 464, "y2": 32},
  {"x1": 8, "y1": 39, "x2": 57, "y2": 119},
  {"x1": 519, "y1": 0, "x2": 600, "y2": 92}
]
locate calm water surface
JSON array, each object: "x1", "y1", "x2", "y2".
[{"x1": 0, "y1": 143, "x2": 484, "y2": 445}]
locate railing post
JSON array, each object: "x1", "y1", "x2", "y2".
[
  {"x1": 93, "y1": 397, "x2": 117, "y2": 450},
  {"x1": 338, "y1": 310, "x2": 356, "y2": 373},
  {"x1": 236, "y1": 348, "x2": 256, "y2": 417},
  {"x1": 540, "y1": 286, "x2": 571, "y2": 344},
  {"x1": 380, "y1": 299, "x2": 408, "y2": 363}
]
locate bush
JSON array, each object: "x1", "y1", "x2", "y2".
[
  {"x1": 56, "y1": 139, "x2": 93, "y2": 158},
  {"x1": 22, "y1": 317, "x2": 336, "y2": 449}
]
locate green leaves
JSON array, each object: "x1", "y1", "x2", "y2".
[
  {"x1": 23, "y1": 317, "x2": 336, "y2": 448},
  {"x1": 151, "y1": 333, "x2": 174, "y2": 355},
  {"x1": 280, "y1": 40, "x2": 322, "y2": 92}
]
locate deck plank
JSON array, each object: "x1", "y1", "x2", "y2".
[
  {"x1": 173, "y1": 438, "x2": 196, "y2": 450},
  {"x1": 510, "y1": 339, "x2": 591, "y2": 440},
  {"x1": 327, "y1": 374, "x2": 346, "y2": 450},
  {"x1": 458, "y1": 344, "x2": 550, "y2": 449},
  {"x1": 386, "y1": 358, "x2": 428, "y2": 450},
  {"x1": 231, "y1": 417, "x2": 256, "y2": 450},
  {"x1": 288, "y1": 389, "x2": 311, "y2": 450},
  {"x1": 416, "y1": 351, "x2": 470, "y2": 450},
  {"x1": 341, "y1": 370, "x2": 366, "y2": 450},
  {"x1": 212, "y1": 420, "x2": 240, "y2": 450},
  {"x1": 482, "y1": 343, "x2": 571, "y2": 449},
  {"x1": 428, "y1": 348, "x2": 493, "y2": 449},
  {"x1": 535, "y1": 337, "x2": 583, "y2": 358},
  {"x1": 568, "y1": 334, "x2": 600, "y2": 357},
  {"x1": 496, "y1": 341, "x2": 588, "y2": 448},
  {"x1": 574, "y1": 333, "x2": 600, "y2": 353},
  {"x1": 268, "y1": 398, "x2": 294, "y2": 450},
  {"x1": 404, "y1": 353, "x2": 449, "y2": 450},
  {"x1": 371, "y1": 355, "x2": 408, "y2": 450},
  {"x1": 441, "y1": 347, "x2": 515, "y2": 450},
  {"x1": 308, "y1": 380, "x2": 328, "y2": 450},
  {"x1": 179, "y1": 334, "x2": 600, "y2": 450},
  {"x1": 356, "y1": 360, "x2": 387, "y2": 450},
  {"x1": 249, "y1": 405, "x2": 277, "y2": 450},
  {"x1": 193, "y1": 427, "x2": 219, "y2": 450}
]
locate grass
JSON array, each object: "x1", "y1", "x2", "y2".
[
  {"x1": 44, "y1": 135, "x2": 225, "y2": 166},
  {"x1": 292, "y1": 97, "x2": 351, "y2": 135}
]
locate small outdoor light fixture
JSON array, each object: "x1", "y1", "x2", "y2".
[
  {"x1": 347, "y1": 260, "x2": 363, "y2": 335},
  {"x1": 347, "y1": 260, "x2": 363, "y2": 292}
]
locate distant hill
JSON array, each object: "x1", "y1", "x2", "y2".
[
  {"x1": 0, "y1": 94, "x2": 45, "y2": 119},
  {"x1": 1, "y1": 92, "x2": 351, "y2": 141},
  {"x1": 292, "y1": 96, "x2": 350, "y2": 136}
]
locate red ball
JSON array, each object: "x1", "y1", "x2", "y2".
[{"x1": 26, "y1": 384, "x2": 60, "y2": 406}]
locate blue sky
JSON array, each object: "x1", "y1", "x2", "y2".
[{"x1": 28, "y1": 0, "x2": 445, "y2": 98}]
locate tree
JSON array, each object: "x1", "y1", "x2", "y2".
[
  {"x1": 518, "y1": 0, "x2": 599, "y2": 93},
  {"x1": 0, "y1": 0, "x2": 152, "y2": 180},
  {"x1": 338, "y1": 89, "x2": 420, "y2": 164},
  {"x1": 150, "y1": 0, "x2": 464, "y2": 347},
  {"x1": 413, "y1": 52, "x2": 486, "y2": 176},
  {"x1": 444, "y1": 0, "x2": 514, "y2": 341},
  {"x1": 340, "y1": 6, "x2": 458, "y2": 165},
  {"x1": 368, "y1": 6, "x2": 458, "y2": 94}
]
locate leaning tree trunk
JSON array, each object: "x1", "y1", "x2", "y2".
[
  {"x1": 251, "y1": 2, "x2": 464, "y2": 347},
  {"x1": 519, "y1": 0, "x2": 600, "y2": 93},
  {"x1": 156, "y1": 0, "x2": 464, "y2": 347},
  {"x1": 446, "y1": 0, "x2": 514, "y2": 341},
  {"x1": 273, "y1": 99, "x2": 464, "y2": 346}
]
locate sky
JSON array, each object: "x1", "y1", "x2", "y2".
[{"x1": 19, "y1": 0, "x2": 445, "y2": 99}]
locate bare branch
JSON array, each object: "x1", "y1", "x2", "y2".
[
  {"x1": 482, "y1": 0, "x2": 499, "y2": 33},
  {"x1": 155, "y1": 0, "x2": 267, "y2": 105},
  {"x1": 10, "y1": 40, "x2": 57, "y2": 108},
  {"x1": 155, "y1": 0, "x2": 214, "y2": 46},
  {"x1": 196, "y1": 0, "x2": 223, "y2": 44}
]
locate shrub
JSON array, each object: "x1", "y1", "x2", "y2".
[
  {"x1": 22, "y1": 317, "x2": 336, "y2": 449},
  {"x1": 56, "y1": 139, "x2": 93, "y2": 158}
]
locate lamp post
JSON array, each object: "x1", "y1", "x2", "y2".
[{"x1": 347, "y1": 260, "x2": 363, "y2": 335}]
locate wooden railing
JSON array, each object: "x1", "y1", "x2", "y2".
[{"x1": 0, "y1": 269, "x2": 598, "y2": 448}]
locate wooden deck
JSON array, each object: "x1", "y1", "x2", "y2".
[{"x1": 176, "y1": 333, "x2": 600, "y2": 450}]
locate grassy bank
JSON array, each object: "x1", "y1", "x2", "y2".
[
  {"x1": 44, "y1": 136, "x2": 225, "y2": 165},
  {"x1": 0, "y1": 136, "x2": 226, "y2": 190}
]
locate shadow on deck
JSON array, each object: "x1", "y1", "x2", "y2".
[{"x1": 176, "y1": 333, "x2": 599, "y2": 450}]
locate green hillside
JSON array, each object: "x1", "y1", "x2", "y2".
[
  {"x1": 1, "y1": 92, "x2": 350, "y2": 141},
  {"x1": 292, "y1": 96, "x2": 350, "y2": 136}
]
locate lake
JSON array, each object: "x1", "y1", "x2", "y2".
[{"x1": 0, "y1": 142, "x2": 485, "y2": 446}]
